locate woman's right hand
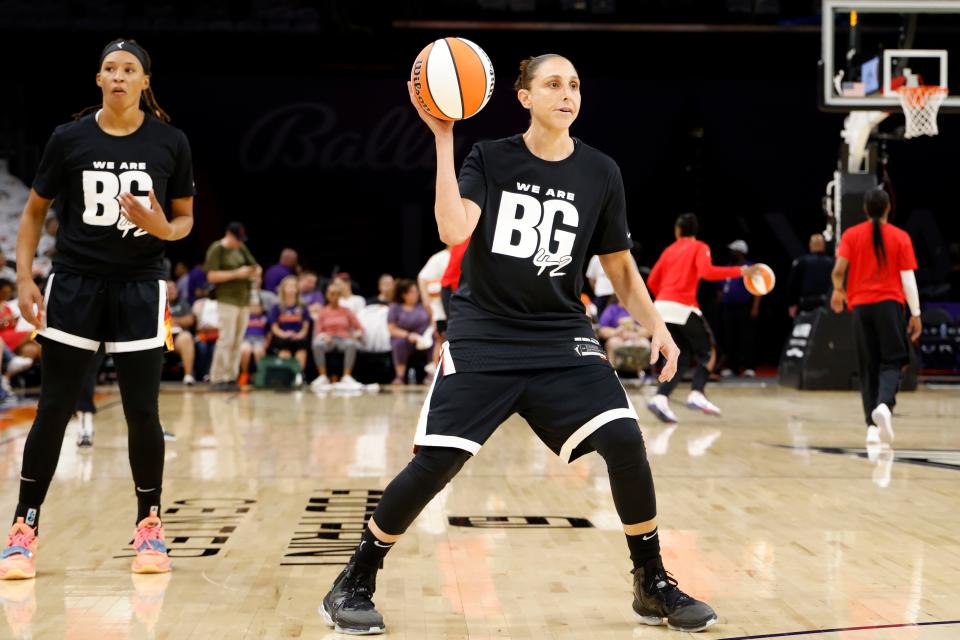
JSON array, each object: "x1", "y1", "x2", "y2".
[
  {"x1": 17, "y1": 278, "x2": 44, "y2": 329},
  {"x1": 407, "y1": 81, "x2": 455, "y2": 138}
]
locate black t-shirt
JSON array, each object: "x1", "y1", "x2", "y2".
[
  {"x1": 32, "y1": 112, "x2": 195, "y2": 280},
  {"x1": 447, "y1": 134, "x2": 632, "y2": 371}
]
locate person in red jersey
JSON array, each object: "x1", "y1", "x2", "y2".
[
  {"x1": 831, "y1": 188, "x2": 921, "y2": 446},
  {"x1": 645, "y1": 213, "x2": 758, "y2": 423}
]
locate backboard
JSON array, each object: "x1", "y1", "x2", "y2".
[{"x1": 820, "y1": 0, "x2": 960, "y2": 113}]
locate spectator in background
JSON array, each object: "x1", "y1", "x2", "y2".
[
  {"x1": 366, "y1": 274, "x2": 395, "y2": 306},
  {"x1": 388, "y1": 279, "x2": 430, "y2": 384},
  {"x1": 192, "y1": 294, "x2": 219, "y2": 383},
  {"x1": 166, "y1": 280, "x2": 197, "y2": 386},
  {"x1": 597, "y1": 293, "x2": 652, "y2": 374},
  {"x1": 204, "y1": 222, "x2": 260, "y2": 391},
  {"x1": 719, "y1": 240, "x2": 760, "y2": 378},
  {"x1": 334, "y1": 272, "x2": 366, "y2": 315},
  {"x1": 264, "y1": 248, "x2": 299, "y2": 293},
  {"x1": 0, "y1": 279, "x2": 40, "y2": 362},
  {"x1": 253, "y1": 271, "x2": 278, "y2": 313},
  {"x1": 311, "y1": 283, "x2": 364, "y2": 391},
  {"x1": 186, "y1": 261, "x2": 208, "y2": 304},
  {"x1": 440, "y1": 239, "x2": 469, "y2": 318},
  {"x1": 587, "y1": 254, "x2": 616, "y2": 315},
  {"x1": 239, "y1": 296, "x2": 269, "y2": 387},
  {"x1": 36, "y1": 214, "x2": 58, "y2": 258},
  {"x1": 0, "y1": 250, "x2": 16, "y2": 283},
  {"x1": 268, "y1": 275, "x2": 310, "y2": 386},
  {"x1": 786, "y1": 233, "x2": 834, "y2": 318},
  {"x1": 418, "y1": 247, "x2": 450, "y2": 362},
  {"x1": 300, "y1": 271, "x2": 324, "y2": 306},
  {"x1": 173, "y1": 261, "x2": 190, "y2": 302}
]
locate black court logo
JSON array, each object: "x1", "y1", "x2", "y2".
[
  {"x1": 449, "y1": 516, "x2": 593, "y2": 529},
  {"x1": 281, "y1": 489, "x2": 382, "y2": 566},
  {"x1": 772, "y1": 445, "x2": 960, "y2": 471},
  {"x1": 115, "y1": 498, "x2": 255, "y2": 559}
]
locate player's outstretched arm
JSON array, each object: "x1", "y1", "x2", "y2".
[
  {"x1": 600, "y1": 250, "x2": 679, "y2": 382},
  {"x1": 406, "y1": 81, "x2": 480, "y2": 245}
]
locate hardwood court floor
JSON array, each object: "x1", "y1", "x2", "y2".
[{"x1": 0, "y1": 381, "x2": 957, "y2": 639}]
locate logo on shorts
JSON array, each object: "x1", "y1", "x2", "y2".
[{"x1": 573, "y1": 337, "x2": 607, "y2": 359}]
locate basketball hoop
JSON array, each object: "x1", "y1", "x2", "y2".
[{"x1": 897, "y1": 85, "x2": 948, "y2": 138}]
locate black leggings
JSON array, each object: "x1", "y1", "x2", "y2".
[
  {"x1": 372, "y1": 417, "x2": 656, "y2": 536},
  {"x1": 657, "y1": 314, "x2": 712, "y2": 397},
  {"x1": 853, "y1": 301, "x2": 909, "y2": 426},
  {"x1": 18, "y1": 339, "x2": 165, "y2": 523}
]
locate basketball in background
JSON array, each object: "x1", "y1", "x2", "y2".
[
  {"x1": 411, "y1": 37, "x2": 495, "y2": 121},
  {"x1": 744, "y1": 263, "x2": 776, "y2": 296}
]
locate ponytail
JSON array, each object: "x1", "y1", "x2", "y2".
[{"x1": 863, "y1": 187, "x2": 890, "y2": 266}]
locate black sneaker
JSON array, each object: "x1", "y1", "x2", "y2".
[
  {"x1": 632, "y1": 558, "x2": 717, "y2": 632},
  {"x1": 319, "y1": 562, "x2": 385, "y2": 635}
]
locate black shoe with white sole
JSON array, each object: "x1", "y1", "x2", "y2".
[
  {"x1": 320, "y1": 561, "x2": 385, "y2": 635},
  {"x1": 632, "y1": 558, "x2": 717, "y2": 632}
]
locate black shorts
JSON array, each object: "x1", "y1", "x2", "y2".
[
  {"x1": 39, "y1": 272, "x2": 170, "y2": 354},
  {"x1": 666, "y1": 313, "x2": 714, "y2": 362},
  {"x1": 270, "y1": 337, "x2": 310, "y2": 354},
  {"x1": 414, "y1": 342, "x2": 639, "y2": 463}
]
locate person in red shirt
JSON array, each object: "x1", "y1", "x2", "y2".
[
  {"x1": 645, "y1": 213, "x2": 757, "y2": 422},
  {"x1": 831, "y1": 188, "x2": 921, "y2": 446}
]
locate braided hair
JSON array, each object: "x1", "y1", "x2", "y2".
[{"x1": 863, "y1": 188, "x2": 891, "y2": 266}]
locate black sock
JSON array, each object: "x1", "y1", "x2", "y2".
[
  {"x1": 353, "y1": 527, "x2": 395, "y2": 573},
  {"x1": 626, "y1": 527, "x2": 661, "y2": 571},
  {"x1": 136, "y1": 490, "x2": 161, "y2": 524},
  {"x1": 13, "y1": 504, "x2": 40, "y2": 534}
]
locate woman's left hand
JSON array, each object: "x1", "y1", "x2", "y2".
[{"x1": 119, "y1": 190, "x2": 172, "y2": 240}]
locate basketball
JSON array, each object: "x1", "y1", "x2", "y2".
[
  {"x1": 743, "y1": 263, "x2": 776, "y2": 296},
  {"x1": 411, "y1": 37, "x2": 495, "y2": 121}
]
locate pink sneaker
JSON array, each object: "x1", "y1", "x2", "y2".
[
  {"x1": 0, "y1": 518, "x2": 37, "y2": 580},
  {"x1": 131, "y1": 517, "x2": 171, "y2": 574}
]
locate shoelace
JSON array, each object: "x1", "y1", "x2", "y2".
[
  {"x1": 134, "y1": 525, "x2": 163, "y2": 551},
  {"x1": 649, "y1": 571, "x2": 692, "y2": 608}
]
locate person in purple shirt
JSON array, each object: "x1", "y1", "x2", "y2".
[
  {"x1": 719, "y1": 240, "x2": 760, "y2": 378},
  {"x1": 186, "y1": 263, "x2": 208, "y2": 304},
  {"x1": 268, "y1": 275, "x2": 310, "y2": 381},
  {"x1": 387, "y1": 279, "x2": 431, "y2": 384},
  {"x1": 264, "y1": 248, "x2": 299, "y2": 293},
  {"x1": 597, "y1": 294, "x2": 651, "y2": 374},
  {"x1": 239, "y1": 298, "x2": 269, "y2": 386}
]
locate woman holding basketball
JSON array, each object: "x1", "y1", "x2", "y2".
[
  {"x1": 0, "y1": 39, "x2": 194, "y2": 579},
  {"x1": 321, "y1": 53, "x2": 718, "y2": 634},
  {"x1": 831, "y1": 188, "x2": 921, "y2": 445}
]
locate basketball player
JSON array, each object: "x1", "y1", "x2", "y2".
[
  {"x1": 645, "y1": 214, "x2": 759, "y2": 423},
  {"x1": 321, "y1": 55, "x2": 718, "y2": 634},
  {"x1": 831, "y1": 188, "x2": 921, "y2": 445},
  {"x1": 0, "y1": 39, "x2": 194, "y2": 579}
]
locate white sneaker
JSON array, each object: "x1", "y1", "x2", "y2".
[
  {"x1": 870, "y1": 403, "x2": 894, "y2": 443},
  {"x1": 5, "y1": 356, "x2": 33, "y2": 376},
  {"x1": 720, "y1": 368, "x2": 734, "y2": 378},
  {"x1": 293, "y1": 373, "x2": 303, "y2": 387},
  {"x1": 686, "y1": 391, "x2": 722, "y2": 416},
  {"x1": 743, "y1": 369, "x2": 756, "y2": 378},
  {"x1": 865, "y1": 425, "x2": 882, "y2": 462},
  {"x1": 336, "y1": 375, "x2": 363, "y2": 391},
  {"x1": 76, "y1": 411, "x2": 94, "y2": 448},
  {"x1": 865, "y1": 425, "x2": 881, "y2": 445},
  {"x1": 182, "y1": 374, "x2": 196, "y2": 386},
  {"x1": 646, "y1": 394, "x2": 678, "y2": 424},
  {"x1": 310, "y1": 375, "x2": 331, "y2": 392}
]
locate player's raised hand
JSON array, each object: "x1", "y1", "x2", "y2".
[
  {"x1": 650, "y1": 325, "x2": 680, "y2": 383},
  {"x1": 119, "y1": 190, "x2": 172, "y2": 240},
  {"x1": 407, "y1": 81, "x2": 455, "y2": 138}
]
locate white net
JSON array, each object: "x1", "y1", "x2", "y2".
[{"x1": 898, "y1": 86, "x2": 948, "y2": 139}]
